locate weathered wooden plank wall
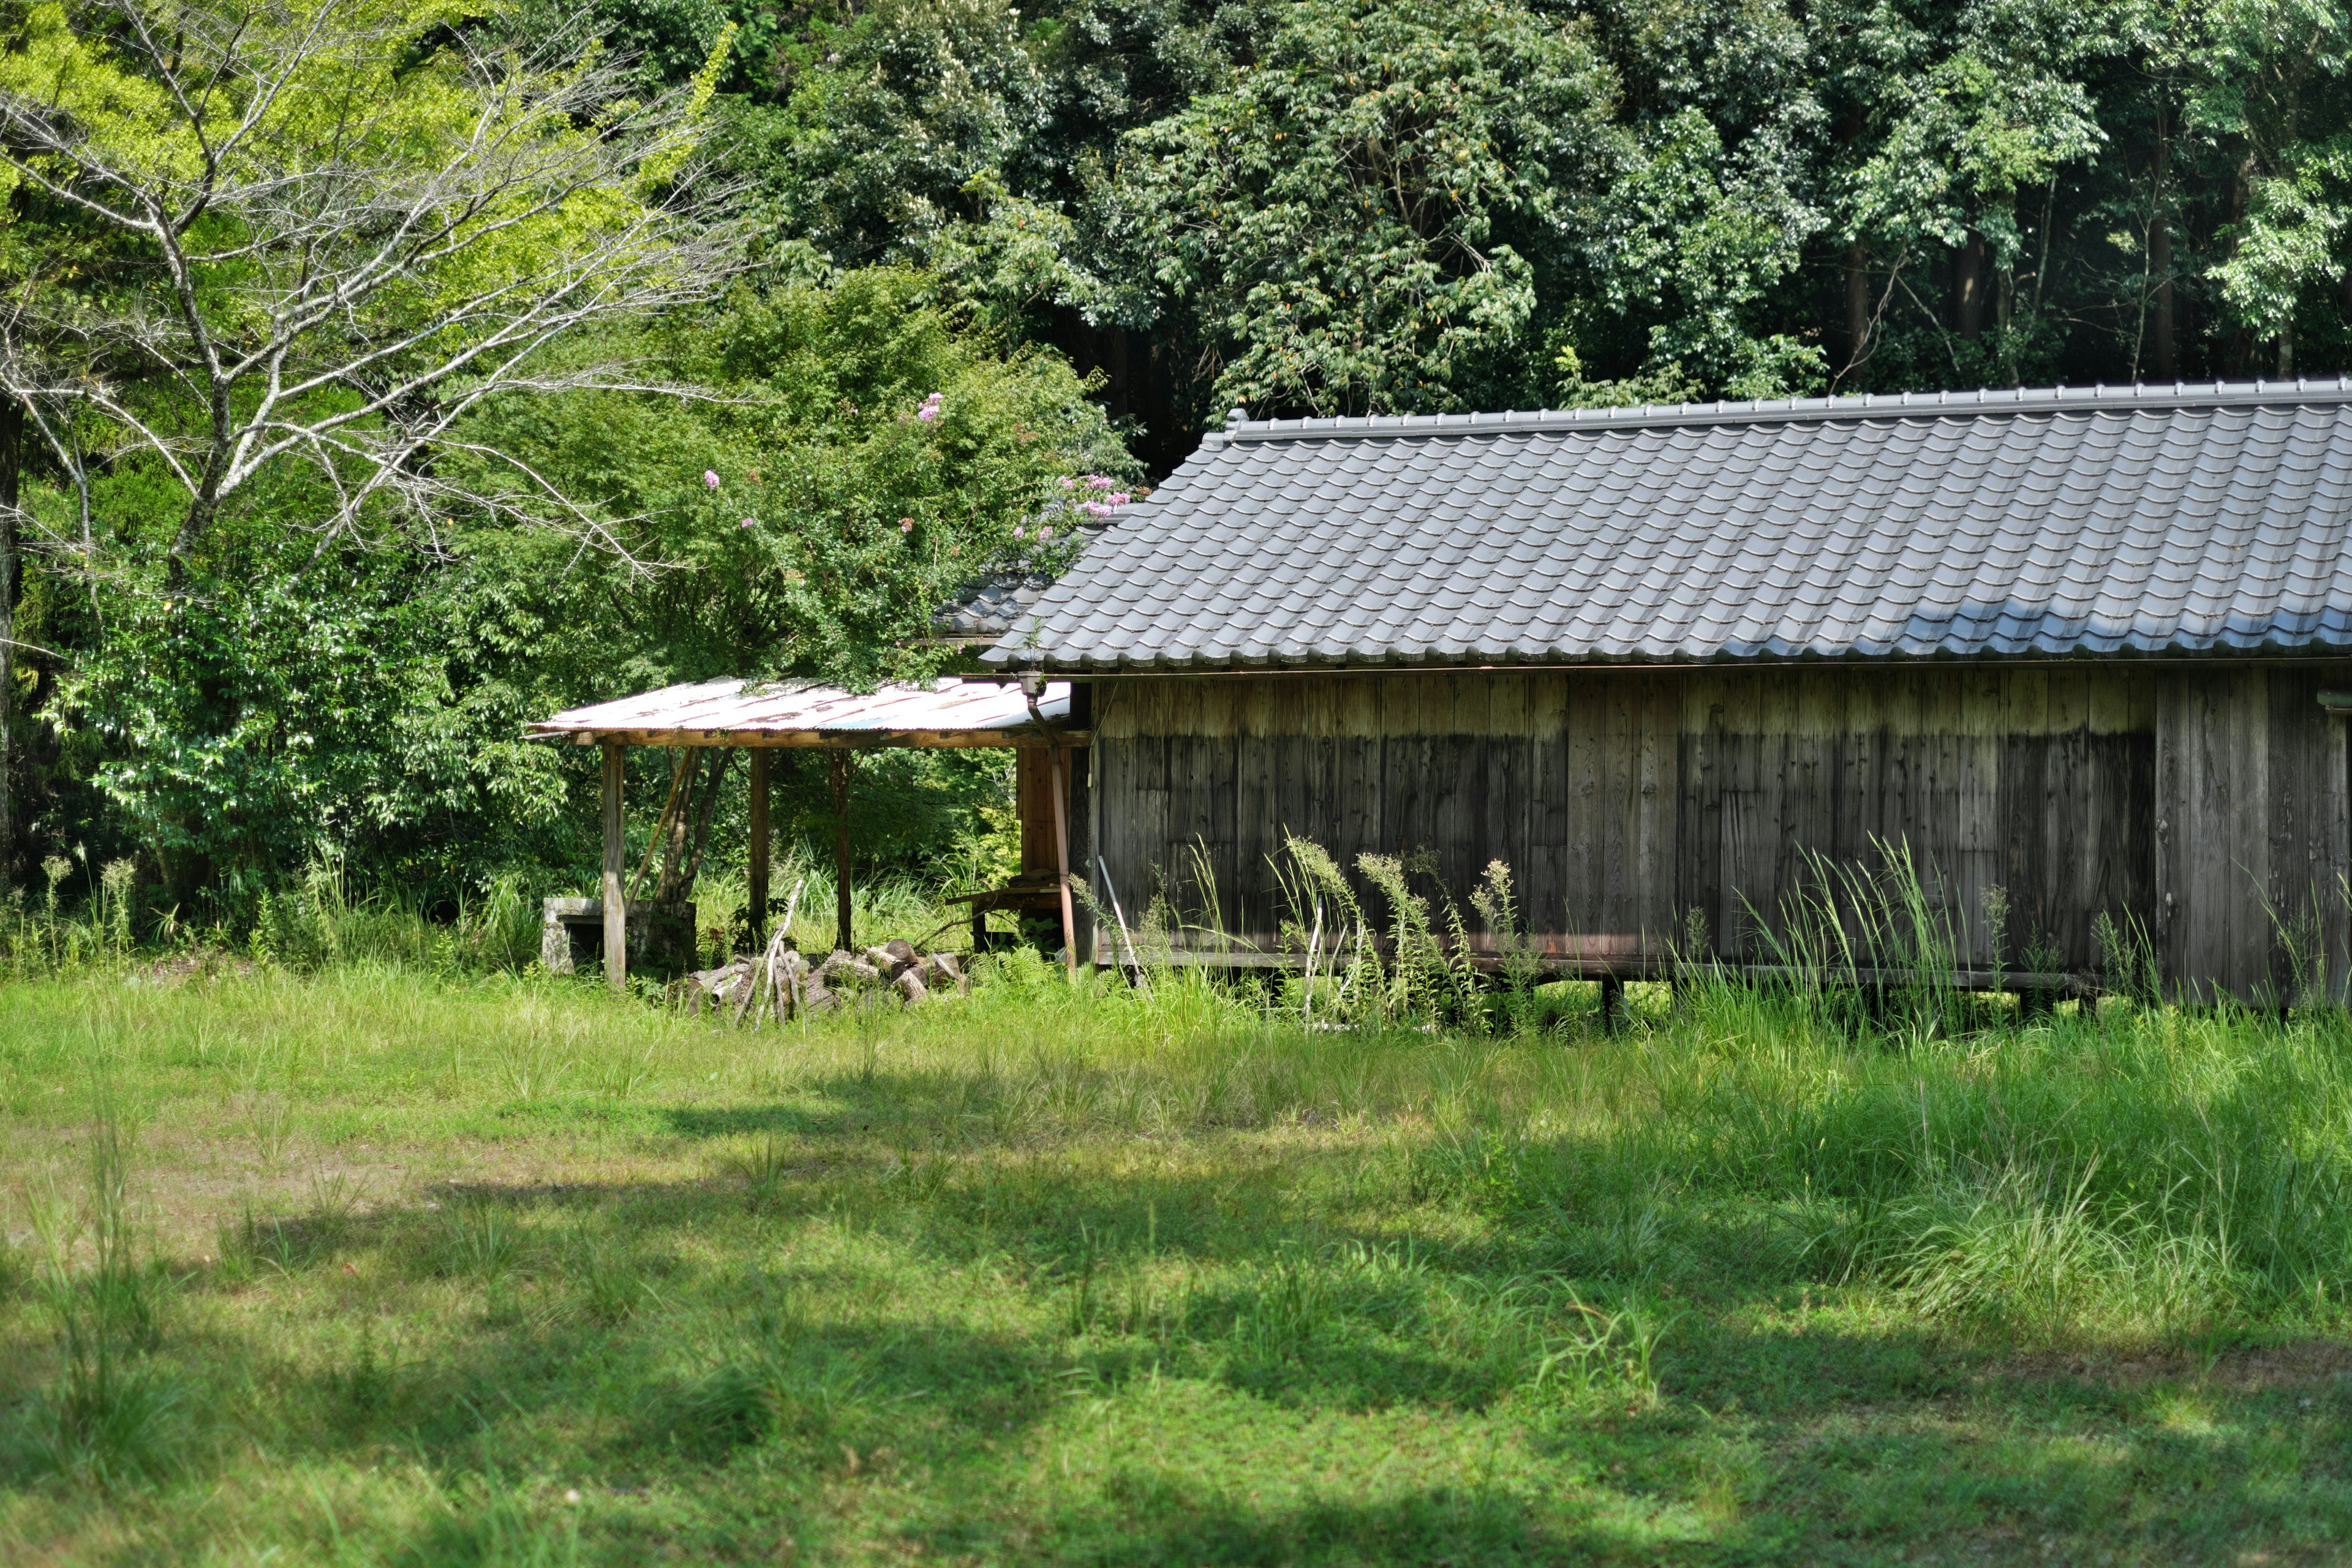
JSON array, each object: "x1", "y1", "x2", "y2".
[
  {"x1": 2154, "y1": 666, "x2": 2350, "y2": 1001},
  {"x1": 1087, "y1": 665, "x2": 2349, "y2": 998},
  {"x1": 1676, "y1": 667, "x2": 2156, "y2": 971}
]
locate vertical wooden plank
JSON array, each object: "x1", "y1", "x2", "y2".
[
  {"x1": 1999, "y1": 730, "x2": 2049, "y2": 963},
  {"x1": 1676, "y1": 674, "x2": 1725, "y2": 956},
  {"x1": 2324, "y1": 668, "x2": 2352, "y2": 1002},
  {"x1": 2082, "y1": 668, "x2": 2128, "y2": 736},
  {"x1": 1752, "y1": 670, "x2": 1800, "y2": 949},
  {"x1": 1486, "y1": 673, "x2": 1533, "y2": 933},
  {"x1": 1532, "y1": 673, "x2": 1572, "y2": 943},
  {"x1": 2234, "y1": 668, "x2": 2272, "y2": 1000},
  {"x1": 1717, "y1": 671, "x2": 1768, "y2": 957},
  {"x1": 2264, "y1": 666, "x2": 2351, "y2": 1002},
  {"x1": 747, "y1": 748, "x2": 770, "y2": 944},
  {"x1": 1635, "y1": 674, "x2": 1678, "y2": 953},
  {"x1": 1235, "y1": 680, "x2": 1278, "y2": 938},
  {"x1": 1563, "y1": 673, "x2": 1602, "y2": 937},
  {"x1": 1600, "y1": 672, "x2": 1640, "y2": 937},
  {"x1": 602, "y1": 742, "x2": 627, "y2": 991},
  {"x1": 2153, "y1": 673, "x2": 2188, "y2": 992},
  {"x1": 1791, "y1": 669, "x2": 1839, "y2": 870},
  {"x1": 832, "y1": 751, "x2": 854, "y2": 954},
  {"x1": 1050, "y1": 744, "x2": 1077, "y2": 976},
  {"x1": 1959, "y1": 667, "x2": 2005, "y2": 965},
  {"x1": 1338, "y1": 678, "x2": 1381, "y2": 880}
]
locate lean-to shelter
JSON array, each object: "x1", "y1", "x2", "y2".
[
  {"x1": 982, "y1": 381, "x2": 2352, "y2": 1005},
  {"x1": 527, "y1": 677, "x2": 1088, "y2": 987}
]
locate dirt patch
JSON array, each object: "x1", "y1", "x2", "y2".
[
  {"x1": 1988, "y1": 1339, "x2": 2352, "y2": 1393},
  {"x1": 130, "y1": 949, "x2": 258, "y2": 986}
]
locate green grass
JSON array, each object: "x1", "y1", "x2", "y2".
[{"x1": 4, "y1": 958, "x2": 2352, "y2": 1564}]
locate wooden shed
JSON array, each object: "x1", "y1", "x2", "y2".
[{"x1": 982, "y1": 383, "x2": 2352, "y2": 1003}]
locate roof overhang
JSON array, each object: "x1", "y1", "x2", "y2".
[{"x1": 528, "y1": 677, "x2": 1084, "y2": 748}]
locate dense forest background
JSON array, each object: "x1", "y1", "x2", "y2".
[{"x1": 2, "y1": 0, "x2": 2350, "y2": 928}]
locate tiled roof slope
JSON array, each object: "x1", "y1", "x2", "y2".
[{"x1": 980, "y1": 381, "x2": 2352, "y2": 669}]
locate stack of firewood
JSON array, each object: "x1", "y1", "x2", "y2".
[{"x1": 681, "y1": 938, "x2": 969, "y2": 1023}]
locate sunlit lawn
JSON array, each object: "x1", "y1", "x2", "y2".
[{"x1": 2, "y1": 960, "x2": 2351, "y2": 1564}]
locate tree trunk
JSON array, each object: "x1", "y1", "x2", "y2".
[
  {"x1": 1842, "y1": 241, "x2": 1871, "y2": 379},
  {"x1": 2225, "y1": 153, "x2": 2255, "y2": 376},
  {"x1": 0, "y1": 398, "x2": 18, "y2": 892},
  {"x1": 2150, "y1": 99, "x2": 2175, "y2": 382},
  {"x1": 1953, "y1": 228, "x2": 1988, "y2": 342}
]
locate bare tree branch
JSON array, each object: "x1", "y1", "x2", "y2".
[{"x1": 0, "y1": 0, "x2": 748, "y2": 576}]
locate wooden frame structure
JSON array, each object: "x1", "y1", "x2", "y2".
[{"x1": 532, "y1": 678, "x2": 1088, "y2": 990}]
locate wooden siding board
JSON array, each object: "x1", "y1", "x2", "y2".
[
  {"x1": 1635, "y1": 677, "x2": 1678, "y2": 948},
  {"x1": 1676, "y1": 681, "x2": 1726, "y2": 955}
]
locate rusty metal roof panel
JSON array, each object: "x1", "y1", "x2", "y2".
[{"x1": 529, "y1": 678, "x2": 1070, "y2": 741}]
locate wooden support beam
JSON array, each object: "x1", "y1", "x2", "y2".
[
  {"x1": 1049, "y1": 742, "x2": 1076, "y2": 979},
  {"x1": 601, "y1": 742, "x2": 626, "y2": 993},
  {"x1": 748, "y1": 748, "x2": 769, "y2": 945},
  {"x1": 831, "y1": 750, "x2": 853, "y2": 954}
]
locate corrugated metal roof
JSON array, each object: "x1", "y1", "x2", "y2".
[
  {"x1": 981, "y1": 380, "x2": 2352, "y2": 670},
  {"x1": 530, "y1": 678, "x2": 1072, "y2": 744}
]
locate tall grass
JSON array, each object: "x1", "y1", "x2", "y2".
[
  {"x1": 15, "y1": 1089, "x2": 183, "y2": 1488},
  {"x1": 0, "y1": 846, "x2": 993, "y2": 984}
]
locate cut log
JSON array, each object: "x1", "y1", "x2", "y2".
[{"x1": 818, "y1": 951, "x2": 880, "y2": 987}]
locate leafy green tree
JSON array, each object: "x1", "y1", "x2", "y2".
[
  {"x1": 1108, "y1": 0, "x2": 1620, "y2": 416},
  {"x1": 0, "y1": 0, "x2": 742, "y2": 576},
  {"x1": 39, "y1": 265, "x2": 1130, "y2": 902},
  {"x1": 2185, "y1": 0, "x2": 2352, "y2": 374}
]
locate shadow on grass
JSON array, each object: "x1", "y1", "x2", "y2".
[{"x1": 48, "y1": 1048, "x2": 2352, "y2": 1564}]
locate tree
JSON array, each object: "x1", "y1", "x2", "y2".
[
  {"x1": 0, "y1": 0, "x2": 745, "y2": 578},
  {"x1": 1108, "y1": 0, "x2": 1619, "y2": 417},
  {"x1": 2187, "y1": 0, "x2": 2352, "y2": 374}
]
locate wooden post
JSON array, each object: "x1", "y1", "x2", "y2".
[
  {"x1": 601, "y1": 741, "x2": 626, "y2": 993},
  {"x1": 747, "y1": 748, "x2": 770, "y2": 946},
  {"x1": 1049, "y1": 742, "x2": 1077, "y2": 979},
  {"x1": 831, "y1": 750, "x2": 853, "y2": 954}
]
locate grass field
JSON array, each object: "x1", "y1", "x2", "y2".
[{"x1": 5, "y1": 957, "x2": 2352, "y2": 1564}]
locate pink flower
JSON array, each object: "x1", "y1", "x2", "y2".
[
  {"x1": 1012, "y1": 526, "x2": 1025, "y2": 539},
  {"x1": 1107, "y1": 492, "x2": 1131, "y2": 506},
  {"x1": 1086, "y1": 475, "x2": 1115, "y2": 491},
  {"x1": 1037, "y1": 525, "x2": 1053, "y2": 540},
  {"x1": 1081, "y1": 501, "x2": 1112, "y2": 518},
  {"x1": 740, "y1": 518, "x2": 756, "y2": 529},
  {"x1": 704, "y1": 470, "x2": 720, "y2": 490},
  {"x1": 1059, "y1": 476, "x2": 1075, "y2": 490},
  {"x1": 917, "y1": 391, "x2": 943, "y2": 422}
]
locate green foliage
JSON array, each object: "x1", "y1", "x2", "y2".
[{"x1": 1110, "y1": 0, "x2": 1618, "y2": 415}]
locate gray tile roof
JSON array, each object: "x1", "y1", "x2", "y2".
[
  {"x1": 980, "y1": 381, "x2": 2352, "y2": 669},
  {"x1": 931, "y1": 525, "x2": 1110, "y2": 639},
  {"x1": 930, "y1": 568, "x2": 1061, "y2": 639}
]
